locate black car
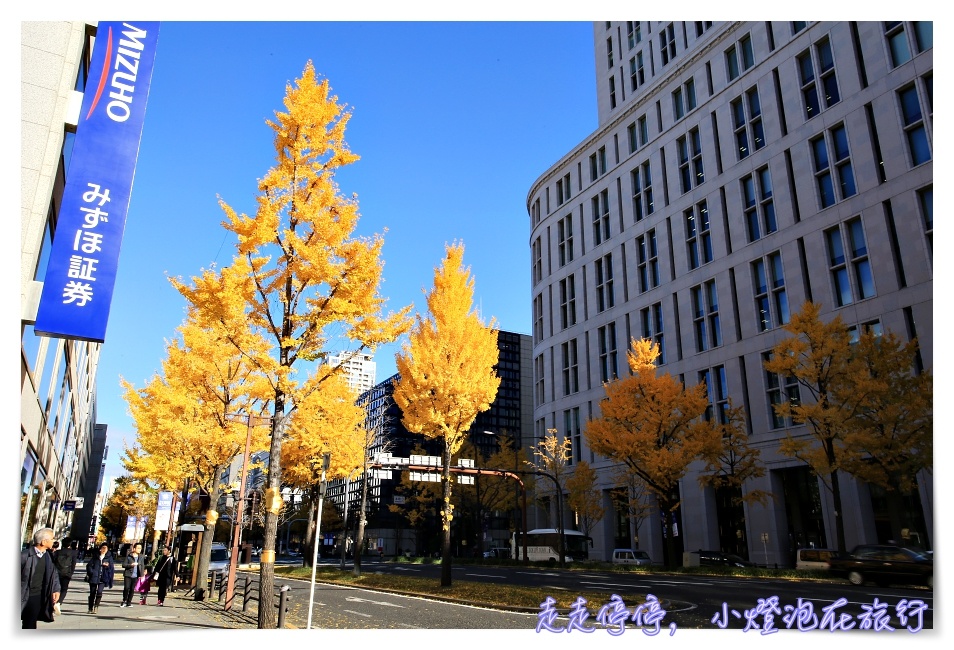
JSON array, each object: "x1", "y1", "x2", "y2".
[
  {"x1": 696, "y1": 550, "x2": 755, "y2": 567},
  {"x1": 828, "y1": 544, "x2": 933, "y2": 588}
]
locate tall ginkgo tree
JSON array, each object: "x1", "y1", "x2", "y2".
[
  {"x1": 586, "y1": 338, "x2": 722, "y2": 567},
  {"x1": 171, "y1": 63, "x2": 411, "y2": 627},
  {"x1": 393, "y1": 243, "x2": 500, "y2": 587}
]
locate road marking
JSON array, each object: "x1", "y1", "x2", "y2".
[
  {"x1": 465, "y1": 573, "x2": 504, "y2": 578},
  {"x1": 346, "y1": 596, "x2": 405, "y2": 608},
  {"x1": 579, "y1": 580, "x2": 650, "y2": 589},
  {"x1": 342, "y1": 609, "x2": 372, "y2": 618},
  {"x1": 519, "y1": 572, "x2": 559, "y2": 577}
]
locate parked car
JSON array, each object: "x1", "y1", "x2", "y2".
[
  {"x1": 482, "y1": 547, "x2": 510, "y2": 559},
  {"x1": 612, "y1": 548, "x2": 652, "y2": 566},
  {"x1": 828, "y1": 544, "x2": 933, "y2": 588},
  {"x1": 697, "y1": 550, "x2": 755, "y2": 567},
  {"x1": 795, "y1": 548, "x2": 844, "y2": 571},
  {"x1": 209, "y1": 543, "x2": 231, "y2": 577}
]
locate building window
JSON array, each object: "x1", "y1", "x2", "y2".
[
  {"x1": 627, "y1": 114, "x2": 649, "y2": 153},
  {"x1": 699, "y1": 365, "x2": 729, "y2": 423},
  {"x1": 691, "y1": 279, "x2": 722, "y2": 352},
  {"x1": 742, "y1": 167, "x2": 777, "y2": 243},
  {"x1": 673, "y1": 87, "x2": 684, "y2": 121},
  {"x1": 826, "y1": 217, "x2": 875, "y2": 307},
  {"x1": 629, "y1": 52, "x2": 645, "y2": 91},
  {"x1": 591, "y1": 189, "x2": 611, "y2": 245},
  {"x1": 672, "y1": 78, "x2": 696, "y2": 122},
  {"x1": 695, "y1": 21, "x2": 713, "y2": 37},
  {"x1": 562, "y1": 339, "x2": 579, "y2": 395},
  {"x1": 792, "y1": 21, "x2": 807, "y2": 35},
  {"x1": 627, "y1": 21, "x2": 642, "y2": 48},
  {"x1": 607, "y1": 37, "x2": 615, "y2": 69},
  {"x1": 637, "y1": 230, "x2": 660, "y2": 293},
  {"x1": 763, "y1": 351, "x2": 800, "y2": 428},
  {"x1": 659, "y1": 23, "x2": 676, "y2": 66},
  {"x1": 609, "y1": 75, "x2": 618, "y2": 110},
  {"x1": 590, "y1": 146, "x2": 607, "y2": 181},
  {"x1": 731, "y1": 86, "x2": 764, "y2": 159},
  {"x1": 898, "y1": 84, "x2": 931, "y2": 166},
  {"x1": 797, "y1": 37, "x2": 840, "y2": 121},
  {"x1": 753, "y1": 251, "x2": 789, "y2": 332},
  {"x1": 532, "y1": 237, "x2": 543, "y2": 285},
  {"x1": 918, "y1": 185, "x2": 932, "y2": 258},
  {"x1": 811, "y1": 124, "x2": 856, "y2": 209},
  {"x1": 847, "y1": 319, "x2": 884, "y2": 344},
  {"x1": 631, "y1": 161, "x2": 654, "y2": 222},
  {"x1": 564, "y1": 407, "x2": 582, "y2": 464},
  {"x1": 533, "y1": 294, "x2": 544, "y2": 344},
  {"x1": 597, "y1": 322, "x2": 619, "y2": 383},
  {"x1": 640, "y1": 303, "x2": 666, "y2": 365},
  {"x1": 559, "y1": 275, "x2": 577, "y2": 329},
  {"x1": 535, "y1": 354, "x2": 545, "y2": 405},
  {"x1": 557, "y1": 215, "x2": 574, "y2": 267},
  {"x1": 685, "y1": 200, "x2": 712, "y2": 270},
  {"x1": 677, "y1": 127, "x2": 705, "y2": 194},
  {"x1": 556, "y1": 173, "x2": 571, "y2": 205},
  {"x1": 595, "y1": 253, "x2": 615, "y2": 313},
  {"x1": 884, "y1": 21, "x2": 931, "y2": 67},
  {"x1": 726, "y1": 33, "x2": 755, "y2": 81},
  {"x1": 532, "y1": 198, "x2": 541, "y2": 227}
]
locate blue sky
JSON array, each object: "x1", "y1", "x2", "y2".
[{"x1": 84, "y1": 21, "x2": 597, "y2": 481}]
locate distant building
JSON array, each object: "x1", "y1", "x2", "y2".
[
  {"x1": 528, "y1": 21, "x2": 932, "y2": 565},
  {"x1": 327, "y1": 352, "x2": 376, "y2": 395}
]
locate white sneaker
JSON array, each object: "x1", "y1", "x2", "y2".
[{"x1": 53, "y1": 603, "x2": 61, "y2": 616}]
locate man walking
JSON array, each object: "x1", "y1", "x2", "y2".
[
  {"x1": 20, "y1": 527, "x2": 61, "y2": 629},
  {"x1": 86, "y1": 542, "x2": 114, "y2": 614},
  {"x1": 52, "y1": 538, "x2": 78, "y2": 614}
]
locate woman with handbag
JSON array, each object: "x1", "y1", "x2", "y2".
[
  {"x1": 121, "y1": 543, "x2": 146, "y2": 607},
  {"x1": 85, "y1": 543, "x2": 114, "y2": 614},
  {"x1": 147, "y1": 546, "x2": 175, "y2": 606}
]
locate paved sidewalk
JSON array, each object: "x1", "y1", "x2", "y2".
[{"x1": 40, "y1": 562, "x2": 251, "y2": 631}]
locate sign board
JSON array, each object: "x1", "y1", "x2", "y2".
[
  {"x1": 154, "y1": 490, "x2": 173, "y2": 531},
  {"x1": 63, "y1": 500, "x2": 76, "y2": 511},
  {"x1": 392, "y1": 496, "x2": 405, "y2": 505},
  {"x1": 34, "y1": 21, "x2": 161, "y2": 342},
  {"x1": 74, "y1": 497, "x2": 85, "y2": 509},
  {"x1": 179, "y1": 523, "x2": 205, "y2": 532}
]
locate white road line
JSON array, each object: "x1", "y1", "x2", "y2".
[
  {"x1": 342, "y1": 609, "x2": 372, "y2": 618},
  {"x1": 464, "y1": 573, "x2": 504, "y2": 578}
]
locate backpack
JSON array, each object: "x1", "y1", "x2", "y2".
[{"x1": 54, "y1": 549, "x2": 74, "y2": 575}]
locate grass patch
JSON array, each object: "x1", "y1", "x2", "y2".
[{"x1": 275, "y1": 564, "x2": 642, "y2": 610}]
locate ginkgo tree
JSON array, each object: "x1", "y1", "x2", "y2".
[
  {"x1": 393, "y1": 242, "x2": 501, "y2": 587},
  {"x1": 171, "y1": 62, "x2": 411, "y2": 626},
  {"x1": 585, "y1": 338, "x2": 722, "y2": 568},
  {"x1": 566, "y1": 460, "x2": 605, "y2": 547},
  {"x1": 528, "y1": 429, "x2": 572, "y2": 566},
  {"x1": 122, "y1": 307, "x2": 271, "y2": 596}
]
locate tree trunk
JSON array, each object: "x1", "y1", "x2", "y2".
[
  {"x1": 440, "y1": 445, "x2": 453, "y2": 587},
  {"x1": 257, "y1": 400, "x2": 285, "y2": 629},
  {"x1": 303, "y1": 491, "x2": 317, "y2": 568},
  {"x1": 193, "y1": 474, "x2": 223, "y2": 600},
  {"x1": 830, "y1": 469, "x2": 847, "y2": 553},
  {"x1": 353, "y1": 463, "x2": 370, "y2": 577}
]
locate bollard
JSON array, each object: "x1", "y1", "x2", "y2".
[
  {"x1": 277, "y1": 585, "x2": 291, "y2": 629},
  {"x1": 242, "y1": 574, "x2": 251, "y2": 613}
]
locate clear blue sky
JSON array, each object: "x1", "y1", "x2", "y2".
[{"x1": 92, "y1": 21, "x2": 597, "y2": 481}]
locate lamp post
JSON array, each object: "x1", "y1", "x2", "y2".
[
  {"x1": 223, "y1": 413, "x2": 271, "y2": 611},
  {"x1": 306, "y1": 452, "x2": 331, "y2": 630}
]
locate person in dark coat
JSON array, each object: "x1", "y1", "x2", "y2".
[
  {"x1": 121, "y1": 542, "x2": 146, "y2": 607},
  {"x1": 85, "y1": 542, "x2": 114, "y2": 614},
  {"x1": 20, "y1": 527, "x2": 61, "y2": 629},
  {"x1": 52, "y1": 538, "x2": 78, "y2": 614},
  {"x1": 148, "y1": 545, "x2": 176, "y2": 605}
]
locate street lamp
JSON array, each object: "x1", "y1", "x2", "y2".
[{"x1": 223, "y1": 412, "x2": 272, "y2": 611}]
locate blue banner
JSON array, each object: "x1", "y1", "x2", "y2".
[{"x1": 34, "y1": 21, "x2": 160, "y2": 342}]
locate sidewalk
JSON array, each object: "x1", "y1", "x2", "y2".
[{"x1": 41, "y1": 562, "x2": 255, "y2": 631}]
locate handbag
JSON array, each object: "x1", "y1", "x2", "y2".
[{"x1": 134, "y1": 575, "x2": 151, "y2": 593}]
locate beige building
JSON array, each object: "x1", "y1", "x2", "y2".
[
  {"x1": 20, "y1": 22, "x2": 104, "y2": 548},
  {"x1": 527, "y1": 21, "x2": 932, "y2": 565}
]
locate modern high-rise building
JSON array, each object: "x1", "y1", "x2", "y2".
[
  {"x1": 327, "y1": 352, "x2": 377, "y2": 395},
  {"x1": 21, "y1": 21, "x2": 103, "y2": 548},
  {"x1": 527, "y1": 21, "x2": 932, "y2": 565}
]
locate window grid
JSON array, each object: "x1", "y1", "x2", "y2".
[
  {"x1": 731, "y1": 86, "x2": 765, "y2": 159},
  {"x1": 752, "y1": 251, "x2": 789, "y2": 332},
  {"x1": 825, "y1": 217, "x2": 875, "y2": 307},
  {"x1": 742, "y1": 167, "x2": 777, "y2": 243},
  {"x1": 590, "y1": 146, "x2": 608, "y2": 181},
  {"x1": 606, "y1": 37, "x2": 615, "y2": 69},
  {"x1": 595, "y1": 253, "x2": 615, "y2": 313},
  {"x1": 637, "y1": 230, "x2": 660, "y2": 293},
  {"x1": 535, "y1": 354, "x2": 545, "y2": 405},
  {"x1": 811, "y1": 124, "x2": 856, "y2": 209},
  {"x1": 797, "y1": 39, "x2": 840, "y2": 121},
  {"x1": 562, "y1": 339, "x2": 579, "y2": 395},
  {"x1": 532, "y1": 237, "x2": 543, "y2": 285},
  {"x1": 685, "y1": 199, "x2": 713, "y2": 270},
  {"x1": 629, "y1": 52, "x2": 646, "y2": 92},
  {"x1": 884, "y1": 22, "x2": 931, "y2": 67},
  {"x1": 763, "y1": 351, "x2": 801, "y2": 428},
  {"x1": 898, "y1": 84, "x2": 931, "y2": 166},
  {"x1": 609, "y1": 76, "x2": 617, "y2": 110},
  {"x1": 677, "y1": 127, "x2": 705, "y2": 193},
  {"x1": 691, "y1": 279, "x2": 722, "y2": 352},
  {"x1": 695, "y1": 21, "x2": 713, "y2": 37},
  {"x1": 726, "y1": 33, "x2": 755, "y2": 81},
  {"x1": 533, "y1": 294, "x2": 543, "y2": 344},
  {"x1": 598, "y1": 322, "x2": 619, "y2": 383},
  {"x1": 556, "y1": 173, "x2": 571, "y2": 205},
  {"x1": 640, "y1": 303, "x2": 666, "y2": 365},
  {"x1": 592, "y1": 189, "x2": 611, "y2": 245},
  {"x1": 631, "y1": 161, "x2": 654, "y2": 222},
  {"x1": 660, "y1": 23, "x2": 676, "y2": 66},
  {"x1": 918, "y1": 185, "x2": 932, "y2": 258},
  {"x1": 627, "y1": 21, "x2": 642, "y2": 49},
  {"x1": 559, "y1": 275, "x2": 577, "y2": 329},
  {"x1": 557, "y1": 215, "x2": 574, "y2": 267},
  {"x1": 699, "y1": 365, "x2": 729, "y2": 424}
]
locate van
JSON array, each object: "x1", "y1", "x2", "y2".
[
  {"x1": 209, "y1": 543, "x2": 231, "y2": 576},
  {"x1": 612, "y1": 548, "x2": 652, "y2": 566},
  {"x1": 795, "y1": 548, "x2": 841, "y2": 571}
]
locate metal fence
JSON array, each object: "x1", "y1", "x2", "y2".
[{"x1": 211, "y1": 570, "x2": 291, "y2": 628}]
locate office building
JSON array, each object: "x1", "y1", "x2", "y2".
[
  {"x1": 527, "y1": 21, "x2": 932, "y2": 565},
  {"x1": 327, "y1": 352, "x2": 377, "y2": 395}
]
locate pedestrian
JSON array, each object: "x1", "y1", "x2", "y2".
[
  {"x1": 52, "y1": 537, "x2": 78, "y2": 615},
  {"x1": 149, "y1": 545, "x2": 176, "y2": 606},
  {"x1": 85, "y1": 542, "x2": 114, "y2": 613},
  {"x1": 20, "y1": 527, "x2": 61, "y2": 629},
  {"x1": 121, "y1": 542, "x2": 146, "y2": 607}
]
